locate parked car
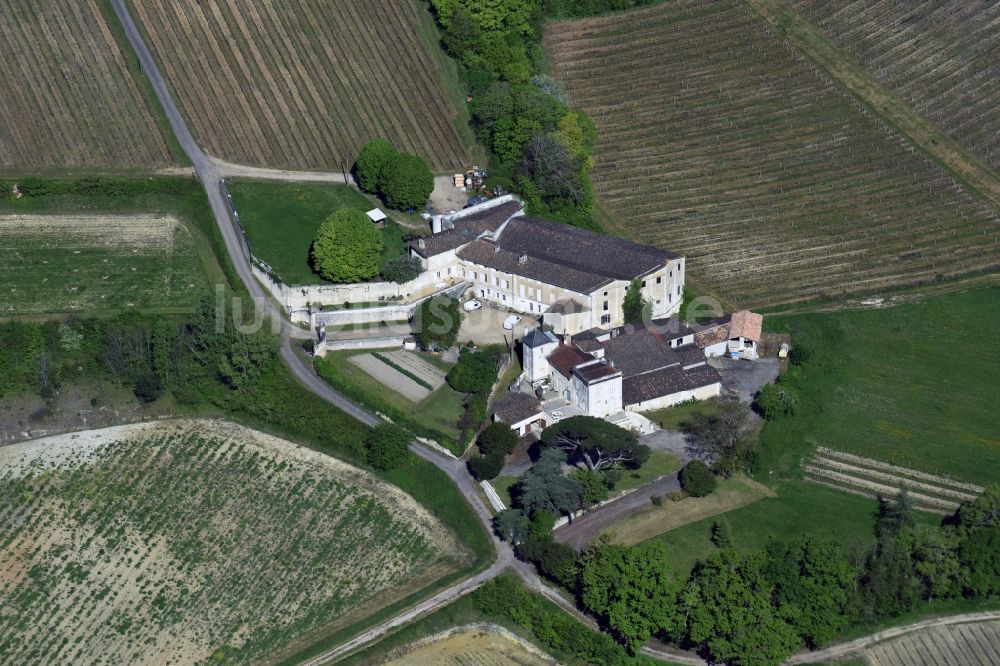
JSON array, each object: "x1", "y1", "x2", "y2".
[
  {"x1": 463, "y1": 299, "x2": 482, "y2": 312},
  {"x1": 502, "y1": 314, "x2": 522, "y2": 330}
]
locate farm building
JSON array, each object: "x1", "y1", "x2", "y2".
[
  {"x1": 409, "y1": 196, "x2": 685, "y2": 335},
  {"x1": 695, "y1": 310, "x2": 763, "y2": 359},
  {"x1": 493, "y1": 391, "x2": 546, "y2": 435}
]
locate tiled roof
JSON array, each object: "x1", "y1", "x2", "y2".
[
  {"x1": 695, "y1": 323, "x2": 730, "y2": 348},
  {"x1": 730, "y1": 310, "x2": 763, "y2": 342},
  {"x1": 458, "y1": 239, "x2": 611, "y2": 294},
  {"x1": 494, "y1": 391, "x2": 544, "y2": 424},
  {"x1": 574, "y1": 361, "x2": 621, "y2": 384},
  {"x1": 622, "y1": 362, "x2": 721, "y2": 406},
  {"x1": 497, "y1": 216, "x2": 679, "y2": 281},
  {"x1": 674, "y1": 344, "x2": 708, "y2": 368},
  {"x1": 409, "y1": 200, "x2": 522, "y2": 258},
  {"x1": 546, "y1": 344, "x2": 593, "y2": 379},
  {"x1": 603, "y1": 329, "x2": 676, "y2": 377}
]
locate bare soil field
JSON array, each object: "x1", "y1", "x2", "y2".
[
  {"x1": 544, "y1": 0, "x2": 1000, "y2": 307},
  {"x1": 128, "y1": 0, "x2": 469, "y2": 171},
  {"x1": 0, "y1": 214, "x2": 207, "y2": 315},
  {"x1": 0, "y1": 0, "x2": 175, "y2": 172},
  {"x1": 858, "y1": 619, "x2": 1000, "y2": 665},
  {"x1": 0, "y1": 419, "x2": 467, "y2": 665},
  {"x1": 351, "y1": 353, "x2": 433, "y2": 402},
  {"x1": 789, "y1": 0, "x2": 1000, "y2": 173},
  {"x1": 378, "y1": 623, "x2": 556, "y2": 666}
]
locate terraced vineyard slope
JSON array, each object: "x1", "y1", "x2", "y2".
[
  {"x1": 0, "y1": 420, "x2": 466, "y2": 665},
  {"x1": 129, "y1": 0, "x2": 469, "y2": 171},
  {"x1": 789, "y1": 0, "x2": 1000, "y2": 173},
  {"x1": 0, "y1": 0, "x2": 175, "y2": 172},
  {"x1": 544, "y1": 0, "x2": 1000, "y2": 307}
]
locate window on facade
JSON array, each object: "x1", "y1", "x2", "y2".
[
  {"x1": 603, "y1": 291, "x2": 608, "y2": 297},
  {"x1": 677, "y1": 285, "x2": 681, "y2": 295},
  {"x1": 603, "y1": 300, "x2": 609, "y2": 311},
  {"x1": 436, "y1": 271, "x2": 441, "y2": 278},
  {"x1": 472, "y1": 271, "x2": 477, "y2": 280},
  {"x1": 601, "y1": 314, "x2": 611, "y2": 325},
  {"x1": 656, "y1": 276, "x2": 662, "y2": 284}
]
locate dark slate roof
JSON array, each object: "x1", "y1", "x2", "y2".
[
  {"x1": 622, "y1": 363, "x2": 721, "y2": 406},
  {"x1": 523, "y1": 328, "x2": 558, "y2": 349},
  {"x1": 494, "y1": 391, "x2": 544, "y2": 424},
  {"x1": 603, "y1": 329, "x2": 676, "y2": 377},
  {"x1": 547, "y1": 344, "x2": 593, "y2": 379},
  {"x1": 495, "y1": 216, "x2": 678, "y2": 281},
  {"x1": 574, "y1": 361, "x2": 621, "y2": 384},
  {"x1": 573, "y1": 327, "x2": 612, "y2": 343},
  {"x1": 457, "y1": 239, "x2": 611, "y2": 294},
  {"x1": 574, "y1": 338, "x2": 604, "y2": 353},
  {"x1": 623, "y1": 366, "x2": 689, "y2": 406},
  {"x1": 409, "y1": 200, "x2": 522, "y2": 258}
]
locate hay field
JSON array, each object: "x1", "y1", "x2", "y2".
[
  {"x1": 0, "y1": 0, "x2": 175, "y2": 172},
  {"x1": 790, "y1": 0, "x2": 1000, "y2": 173},
  {"x1": 0, "y1": 419, "x2": 466, "y2": 665},
  {"x1": 545, "y1": 0, "x2": 1000, "y2": 307},
  {"x1": 0, "y1": 214, "x2": 207, "y2": 315},
  {"x1": 129, "y1": 0, "x2": 469, "y2": 171}
]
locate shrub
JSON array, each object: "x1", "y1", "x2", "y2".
[
  {"x1": 679, "y1": 460, "x2": 717, "y2": 497},
  {"x1": 310, "y1": 209, "x2": 384, "y2": 283},
  {"x1": 755, "y1": 382, "x2": 799, "y2": 420},
  {"x1": 468, "y1": 451, "x2": 505, "y2": 480},
  {"x1": 133, "y1": 374, "x2": 163, "y2": 404},
  {"x1": 381, "y1": 255, "x2": 423, "y2": 284},
  {"x1": 414, "y1": 296, "x2": 461, "y2": 350},
  {"x1": 365, "y1": 423, "x2": 411, "y2": 471},
  {"x1": 447, "y1": 345, "x2": 507, "y2": 393},
  {"x1": 478, "y1": 422, "x2": 517, "y2": 457}
]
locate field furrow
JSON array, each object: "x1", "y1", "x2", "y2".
[{"x1": 544, "y1": 0, "x2": 1000, "y2": 307}]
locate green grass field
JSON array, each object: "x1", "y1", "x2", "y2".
[
  {"x1": 0, "y1": 178, "x2": 227, "y2": 316},
  {"x1": 649, "y1": 479, "x2": 941, "y2": 576},
  {"x1": 227, "y1": 180, "x2": 405, "y2": 285},
  {"x1": 760, "y1": 284, "x2": 1000, "y2": 486},
  {"x1": 614, "y1": 450, "x2": 681, "y2": 493}
]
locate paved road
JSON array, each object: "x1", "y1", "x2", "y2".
[{"x1": 554, "y1": 473, "x2": 682, "y2": 550}]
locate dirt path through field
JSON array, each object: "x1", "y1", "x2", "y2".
[{"x1": 744, "y1": 0, "x2": 1000, "y2": 213}]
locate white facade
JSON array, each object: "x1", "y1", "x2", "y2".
[{"x1": 625, "y1": 381, "x2": 721, "y2": 412}]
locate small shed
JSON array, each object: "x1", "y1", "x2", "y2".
[
  {"x1": 453, "y1": 173, "x2": 466, "y2": 188},
  {"x1": 366, "y1": 208, "x2": 387, "y2": 227}
]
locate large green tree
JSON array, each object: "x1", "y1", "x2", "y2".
[
  {"x1": 414, "y1": 296, "x2": 462, "y2": 350},
  {"x1": 681, "y1": 550, "x2": 801, "y2": 665},
  {"x1": 580, "y1": 541, "x2": 682, "y2": 652},
  {"x1": 516, "y1": 448, "x2": 581, "y2": 516},
  {"x1": 382, "y1": 152, "x2": 434, "y2": 210},
  {"x1": 355, "y1": 138, "x2": 396, "y2": 193},
  {"x1": 540, "y1": 415, "x2": 649, "y2": 471},
  {"x1": 310, "y1": 209, "x2": 383, "y2": 283},
  {"x1": 954, "y1": 484, "x2": 1000, "y2": 596}
]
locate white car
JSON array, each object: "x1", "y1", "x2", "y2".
[
  {"x1": 502, "y1": 314, "x2": 522, "y2": 330},
  {"x1": 463, "y1": 299, "x2": 482, "y2": 312}
]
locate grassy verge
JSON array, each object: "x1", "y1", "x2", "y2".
[
  {"x1": 643, "y1": 399, "x2": 724, "y2": 431},
  {"x1": 492, "y1": 475, "x2": 518, "y2": 509},
  {"x1": 314, "y1": 350, "x2": 465, "y2": 453},
  {"x1": 614, "y1": 449, "x2": 681, "y2": 493},
  {"x1": 605, "y1": 474, "x2": 773, "y2": 549},
  {"x1": 98, "y1": 0, "x2": 189, "y2": 165},
  {"x1": 227, "y1": 179, "x2": 406, "y2": 285}
]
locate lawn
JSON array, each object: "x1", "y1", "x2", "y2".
[
  {"x1": 492, "y1": 475, "x2": 518, "y2": 509},
  {"x1": 648, "y1": 479, "x2": 942, "y2": 577},
  {"x1": 227, "y1": 180, "x2": 405, "y2": 285},
  {"x1": 643, "y1": 399, "x2": 724, "y2": 431},
  {"x1": 314, "y1": 349, "x2": 465, "y2": 451},
  {"x1": 614, "y1": 449, "x2": 681, "y2": 493},
  {"x1": 759, "y1": 284, "x2": 1000, "y2": 486}
]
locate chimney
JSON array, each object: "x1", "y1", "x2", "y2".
[
  {"x1": 518, "y1": 253, "x2": 528, "y2": 265},
  {"x1": 418, "y1": 238, "x2": 426, "y2": 250},
  {"x1": 494, "y1": 244, "x2": 501, "y2": 254}
]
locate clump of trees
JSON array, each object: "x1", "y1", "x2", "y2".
[
  {"x1": 364, "y1": 423, "x2": 411, "y2": 471},
  {"x1": 428, "y1": 0, "x2": 600, "y2": 229},
  {"x1": 449, "y1": 344, "x2": 509, "y2": 446},
  {"x1": 355, "y1": 139, "x2": 433, "y2": 210},
  {"x1": 491, "y1": 487, "x2": 1000, "y2": 662},
  {"x1": 682, "y1": 399, "x2": 756, "y2": 475},
  {"x1": 467, "y1": 421, "x2": 517, "y2": 480},
  {"x1": 310, "y1": 209, "x2": 384, "y2": 283},
  {"x1": 678, "y1": 460, "x2": 716, "y2": 497},
  {"x1": 413, "y1": 296, "x2": 462, "y2": 351}
]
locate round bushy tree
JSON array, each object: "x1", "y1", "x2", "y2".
[
  {"x1": 468, "y1": 451, "x2": 504, "y2": 480},
  {"x1": 355, "y1": 138, "x2": 397, "y2": 194},
  {"x1": 478, "y1": 422, "x2": 518, "y2": 457},
  {"x1": 310, "y1": 209, "x2": 383, "y2": 283},
  {"x1": 365, "y1": 423, "x2": 410, "y2": 471},
  {"x1": 679, "y1": 459, "x2": 717, "y2": 497},
  {"x1": 382, "y1": 152, "x2": 434, "y2": 210}
]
